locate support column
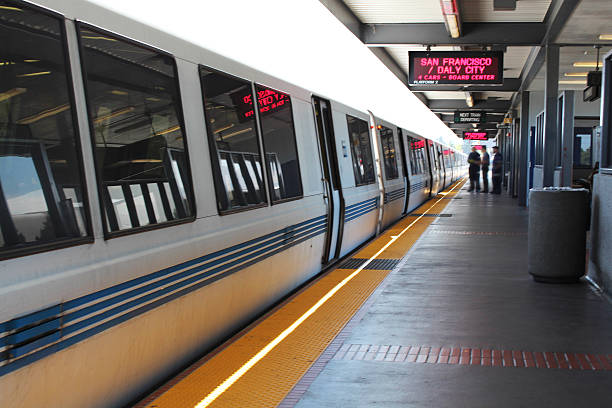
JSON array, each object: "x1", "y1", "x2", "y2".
[
  {"x1": 518, "y1": 91, "x2": 530, "y2": 206},
  {"x1": 543, "y1": 45, "x2": 560, "y2": 187},
  {"x1": 560, "y1": 90, "x2": 575, "y2": 186}
]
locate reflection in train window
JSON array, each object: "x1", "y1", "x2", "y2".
[
  {"x1": 408, "y1": 137, "x2": 426, "y2": 175},
  {"x1": 78, "y1": 25, "x2": 194, "y2": 233},
  {"x1": 346, "y1": 115, "x2": 375, "y2": 185},
  {"x1": 255, "y1": 85, "x2": 303, "y2": 202},
  {"x1": 0, "y1": 5, "x2": 90, "y2": 255},
  {"x1": 200, "y1": 68, "x2": 267, "y2": 212},
  {"x1": 380, "y1": 125, "x2": 398, "y2": 179}
]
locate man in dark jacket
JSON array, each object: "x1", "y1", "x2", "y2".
[
  {"x1": 491, "y1": 146, "x2": 503, "y2": 194},
  {"x1": 467, "y1": 146, "x2": 481, "y2": 192},
  {"x1": 480, "y1": 146, "x2": 490, "y2": 193}
]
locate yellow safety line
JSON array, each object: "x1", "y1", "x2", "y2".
[{"x1": 143, "y1": 178, "x2": 465, "y2": 408}]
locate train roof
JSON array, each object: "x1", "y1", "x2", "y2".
[{"x1": 31, "y1": 0, "x2": 462, "y2": 149}]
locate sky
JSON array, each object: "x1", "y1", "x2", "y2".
[{"x1": 85, "y1": 0, "x2": 462, "y2": 149}]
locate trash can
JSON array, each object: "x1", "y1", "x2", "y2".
[{"x1": 528, "y1": 188, "x2": 589, "y2": 283}]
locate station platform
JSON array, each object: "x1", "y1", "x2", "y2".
[{"x1": 136, "y1": 180, "x2": 612, "y2": 408}]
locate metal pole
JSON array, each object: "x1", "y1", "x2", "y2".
[
  {"x1": 518, "y1": 91, "x2": 530, "y2": 206},
  {"x1": 543, "y1": 44, "x2": 559, "y2": 187},
  {"x1": 560, "y1": 90, "x2": 575, "y2": 186}
]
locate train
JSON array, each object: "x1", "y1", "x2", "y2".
[{"x1": 0, "y1": 1, "x2": 467, "y2": 407}]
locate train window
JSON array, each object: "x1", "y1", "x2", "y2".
[
  {"x1": 78, "y1": 25, "x2": 194, "y2": 234},
  {"x1": 0, "y1": 4, "x2": 91, "y2": 256},
  {"x1": 346, "y1": 115, "x2": 375, "y2": 185},
  {"x1": 255, "y1": 85, "x2": 303, "y2": 202},
  {"x1": 409, "y1": 137, "x2": 426, "y2": 175},
  {"x1": 200, "y1": 68, "x2": 266, "y2": 212},
  {"x1": 380, "y1": 125, "x2": 398, "y2": 179}
]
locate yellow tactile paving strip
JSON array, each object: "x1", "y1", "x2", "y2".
[{"x1": 143, "y1": 179, "x2": 466, "y2": 408}]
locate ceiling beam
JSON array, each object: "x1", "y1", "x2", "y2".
[
  {"x1": 513, "y1": 0, "x2": 581, "y2": 106},
  {"x1": 319, "y1": 0, "x2": 362, "y2": 39},
  {"x1": 319, "y1": 0, "x2": 411, "y2": 89},
  {"x1": 428, "y1": 99, "x2": 512, "y2": 110},
  {"x1": 363, "y1": 23, "x2": 545, "y2": 46},
  {"x1": 369, "y1": 47, "x2": 409, "y2": 86},
  {"x1": 410, "y1": 78, "x2": 521, "y2": 92}
]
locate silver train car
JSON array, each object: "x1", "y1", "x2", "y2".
[{"x1": 0, "y1": 1, "x2": 467, "y2": 407}]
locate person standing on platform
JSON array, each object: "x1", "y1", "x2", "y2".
[
  {"x1": 480, "y1": 146, "x2": 490, "y2": 193},
  {"x1": 491, "y1": 145, "x2": 503, "y2": 194},
  {"x1": 467, "y1": 146, "x2": 481, "y2": 192}
]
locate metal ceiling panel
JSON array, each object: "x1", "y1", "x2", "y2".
[
  {"x1": 343, "y1": 0, "x2": 444, "y2": 23},
  {"x1": 461, "y1": 0, "x2": 552, "y2": 22},
  {"x1": 503, "y1": 46, "x2": 534, "y2": 77},
  {"x1": 556, "y1": 0, "x2": 612, "y2": 43}
]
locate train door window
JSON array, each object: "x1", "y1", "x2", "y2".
[
  {"x1": 379, "y1": 125, "x2": 398, "y2": 179},
  {"x1": 0, "y1": 4, "x2": 91, "y2": 257},
  {"x1": 573, "y1": 128, "x2": 592, "y2": 168},
  {"x1": 200, "y1": 68, "x2": 266, "y2": 213},
  {"x1": 346, "y1": 115, "x2": 375, "y2": 185},
  {"x1": 254, "y1": 85, "x2": 303, "y2": 202},
  {"x1": 78, "y1": 25, "x2": 194, "y2": 234},
  {"x1": 428, "y1": 142, "x2": 438, "y2": 170},
  {"x1": 409, "y1": 137, "x2": 425, "y2": 175}
]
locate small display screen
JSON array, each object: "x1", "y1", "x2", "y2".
[
  {"x1": 409, "y1": 51, "x2": 503, "y2": 85},
  {"x1": 232, "y1": 88, "x2": 290, "y2": 122},
  {"x1": 463, "y1": 131, "x2": 489, "y2": 140}
]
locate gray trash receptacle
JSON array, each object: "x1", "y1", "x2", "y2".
[{"x1": 528, "y1": 188, "x2": 588, "y2": 283}]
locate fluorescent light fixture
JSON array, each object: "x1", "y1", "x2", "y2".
[
  {"x1": 221, "y1": 127, "x2": 252, "y2": 139},
  {"x1": 110, "y1": 90, "x2": 129, "y2": 96},
  {"x1": 599, "y1": 34, "x2": 612, "y2": 40},
  {"x1": 17, "y1": 104, "x2": 70, "y2": 124},
  {"x1": 213, "y1": 124, "x2": 235, "y2": 134},
  {"x1": 16, "y1": 71, "x2": 51, "y2": 77},
  {"x1": 564, "y1": 72, "x2": 588, "y2": 77},
  {"x1": 465, "y1": 93, "x2": 474, "y2": 107},
  {"x1": 155, "y1": 125, "x2": 181, "y2": 136},
  {"x1": 446, "y1": 14, "x2": 460, "y2": 38},
  {"x1": 0, "y1": 6, "x2": 22, "y2": 11},
  {"x1": 130, "y1": 159, "x2": 162, "y2": 163},
  {"x1": 573, "y1": 61, "x2": 603, "y2": 68},
  {"x1": 146, "y1": 97, "x2": 161, "y2": 102},
  {"x1": 0, "y1": 87, "x2": 26, "y2": 102},
  {"x1": 0, "y1": 61, "x2": 15, "y2": 66},
  {"x1": 94, "y1": 106, "x2": 135, "y2": 124},
  {"x1": 559, "y1": 80, "x2": 587, "y2": 85},
  {"x1": 154, "y1": 125, "x2": 181, "y2": 136},
  {"x1": 81, "y1": 35, "x2": 118, "y2": 41},
  {"x1": 23, "y1": 59, "x2": 40, "y2": 63}
]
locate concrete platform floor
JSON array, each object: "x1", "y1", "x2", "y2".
[{"x1": 285, "y1": 188, "x2": 612, "y2": 408}]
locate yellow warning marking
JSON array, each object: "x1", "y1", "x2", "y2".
[{"x1": 143, "y1": 179, "x2": 466, "y2": 408}]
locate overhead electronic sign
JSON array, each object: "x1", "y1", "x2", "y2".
[
  {"x1": 454, "y1": 111, "x2": 486, "y2": 124},
  {"x1": 409, "y1": 51, "x2": 503, "y2": 85},
  {"x1": 463, "y1": 131, "x2": 489, "y2": 140}
]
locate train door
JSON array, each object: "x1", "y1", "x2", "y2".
[
  {"x1": 313, "y1": 96, "x2": 345, "y2": 265},
  {"x1": 426, "y1": 141, "x2": 439, "y2": 196},
  {"x1": 397, "y1": 128, "x2": 410, "y2": 215},
  {"x1": 438, "y1": 145, "x2": 447, "y2": 188}
]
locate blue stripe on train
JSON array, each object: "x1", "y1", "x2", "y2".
[{"x1": 0, "y1": 214, "x2": 327, "y2": 376}]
